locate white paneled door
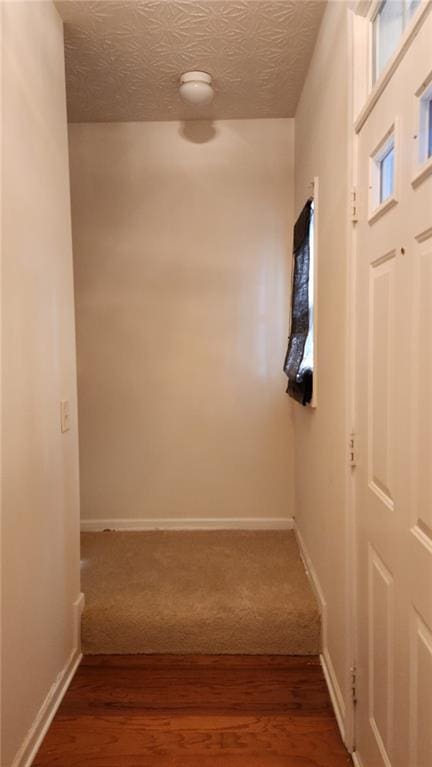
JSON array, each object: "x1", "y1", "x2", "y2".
[{"x1": 354, "y1": 6, "x2": 432, "y2": 767}]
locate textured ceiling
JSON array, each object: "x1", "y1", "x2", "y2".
[{"x1": 56, "y1": 0, "x2": 326, "y2": 123}]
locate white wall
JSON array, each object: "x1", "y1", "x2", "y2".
[
  {"x1": 68, "y1": 119, "x2": 296, "y2": 527},
  {"x1": 1, "y1": 3, "x2": 81, "y2": 766},
  {"x1": 293, "y1": 0, "x2": 351, "y2": 738}
]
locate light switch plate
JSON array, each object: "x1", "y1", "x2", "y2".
[{"x1": 60, "y1": 400, "x2": 71, "y2": 433}]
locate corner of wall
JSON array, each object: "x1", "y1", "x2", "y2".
[
  {"x1": 294, "y1": 523, "x2": 347, "y2": 743},
  {"x1": 10, "y1": 593, "x2": 83, "y2": 767},
  {"x1": 292, "y1": 0, "x2": 354, "y2": 750}
]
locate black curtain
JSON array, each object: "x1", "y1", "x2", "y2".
[{"x1": 283, "y1": 199, "x2": 313, "y2": 406}]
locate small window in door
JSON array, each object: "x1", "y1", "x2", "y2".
[
  {"x1": 429, "y1": 98, "x2": 432, "y2": 158},
  {"x1": 379, "y1": 142, "x2": 395, "y2": 202},
  {"x1": 412, "y1": 74, "x2": 432, "y2": 188},
  {"x1": 373, "y1": 0, "x2": 421, "y2": 83},
  {"x1": 419, "y1": 82, "x2": 432, "y2": 163},
  {"x1": 369, "y1": 125, "x2": 398, "y2": 222}
]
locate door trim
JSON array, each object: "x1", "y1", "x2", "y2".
[{"x1": 344, "y1": 6, "x2": 359, "y2": 753}]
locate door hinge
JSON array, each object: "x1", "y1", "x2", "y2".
[
  {"x1": 349, "y1": 433, "x2": 357, "y2": 468},
  {"x1": 350, "y1": 187, "x2": 359, "y2": 223},
  {"x1": 351, "y1": 665, "x2": 357, "y2": 705}
]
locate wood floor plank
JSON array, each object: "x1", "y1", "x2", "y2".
[
  {"x1": 80, "y1": 654, "x2": 322, "y2": 669},
  {"x1": 33, "y1": 655, "x2": 352, "y2": 767},
  {"x1": 65, "y1": 658, "x2": 331, "y2": 715}
]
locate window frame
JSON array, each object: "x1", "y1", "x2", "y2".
[
  {"x1": 283, "y1": 178, "x2": 319, "y2": 409},
  {"x1": 353, "y1": 1, "x2": 429, "y2": 134},
  {"x1": 371, "y1": 0, "x2": 421, "y2": 86},
  {"x1": 368, "y1": 121, "x2": 399, "y2": 224},
  {"x1": 412, "y1": 70, "x2": 432, "y2": 188},
  {"x1": 307, "y1": 178, "x2": 319, "y2": 409}
]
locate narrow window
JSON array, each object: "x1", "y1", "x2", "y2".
[
  {"x1": 300, "y1": 202, "x2": 314, "y2": 375},
  {"x1": 370, "y1": 127, "x2": 396, "y2": 218},
  {"x1": 283, "y1": 199, "x2": 314, "y2": 407},
  {"x1": 429, "y1": 98, "x2": 432, "y2": 158},
  {"x1": 379, "y1": 142, "x2": 395, "y2": 202},
  {"x1": 373, "y1": 0, "x2": 421, "y2": 83},
  {"x1": 418, "y1": 81, "x2": 432, "y2": 164}
]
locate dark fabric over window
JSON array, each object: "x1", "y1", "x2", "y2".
[{"x1": 283, "y1": 199, "x2": 313, "y2": 406}]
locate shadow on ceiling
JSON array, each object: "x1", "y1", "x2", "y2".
[{"x1": 179, "y1": 120, "x2": 217, "y2": 144}]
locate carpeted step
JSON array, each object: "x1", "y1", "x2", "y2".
[{"x1": 80, "y1": 530, "x2": 321, "y2": 655}]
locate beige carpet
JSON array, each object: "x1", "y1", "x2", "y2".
[{"x1": 81, "y1": 530, "x2": 321, "y2": 655}]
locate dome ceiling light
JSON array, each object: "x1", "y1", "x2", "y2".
[{"x1": 179, "y1": 71, "x2": 214, "y2": 106}]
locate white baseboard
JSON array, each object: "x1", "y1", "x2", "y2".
[
  {"x1": 11, "y1": 593, "x2": 84, "y2": 767},
  {"x1": 72, "y1": 591, "x2": 85, "y2": 650},
  {"x1": 294, "y1": 523, "x2": 327, "y2": 620},
  {"x1": 320, "y1": 649, "x2": 346, "y2": 744},
  {"x1": 294, "y1": 522, "x2": 347, "y2": 745},
  {"x1": 80, "y1": 517, "x2": 295, "y2": 532}
]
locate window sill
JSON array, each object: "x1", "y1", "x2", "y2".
[
  {"x1": 412, "y1": 155, "x2": 432, "y2": 189},
  {"x1": 368, "y1": 194, "x2": 398, "y2": 225}
]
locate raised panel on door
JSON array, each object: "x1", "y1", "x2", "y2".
[
  {"x1": 410, "y1": 611, "x2": 432, "y2": 767},
  {"x1": 368, "y1": 252, "x2": 396, "y2": 511},
  {"x1": 368, "y1": 545, "x2": 394, "y2": 767},
  {"x1": 411, "y1": 231, "x2": 432, "y2": 557}
]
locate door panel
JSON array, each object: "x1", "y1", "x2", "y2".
[
  {"x1": 368, "y1": 545, "x2": 394, "y2": 765},
  {"x1": 412, "y1": 233, "x2": 432, "y2": 550},
  {"x1": 409, "y1": 612, "x2": 432, "y2": 767},
  {"x1": 369, "y1": 254, "x2": 396, "y2": 508},
  {"x1": 355, "y1": 7, "x2": 432, "y2": 767}
]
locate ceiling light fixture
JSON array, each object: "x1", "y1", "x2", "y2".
[{"x1": 179, "y1": 71, "x2": 214, "y2": 105}]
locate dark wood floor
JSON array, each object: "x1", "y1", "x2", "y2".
[{"x1": 34, "y1": 655, "x2": 352, "y2": 766}]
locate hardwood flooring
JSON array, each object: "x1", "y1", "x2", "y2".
[{"x1": 34, "y1": 655, "x2": 352, "y2": 766}]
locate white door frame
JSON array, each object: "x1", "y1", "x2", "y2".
[{"x1": 343, "y1": 5, "x2": 360, "y2": 755}]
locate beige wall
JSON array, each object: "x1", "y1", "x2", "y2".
[
  {"x1": 1, "y1": 3, "x2": 81, "y2": 766},
  {"x1": 294, "y1": 0, "x2": 350, "y2": 732},
  {"x1": 68, "y1": 119, "x2": 295, "y2": 525}
]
